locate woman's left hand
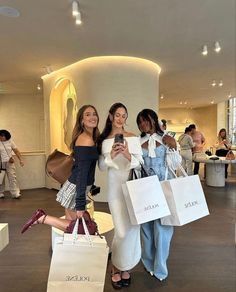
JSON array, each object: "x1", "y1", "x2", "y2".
[{"x1": 120, "y1": 140, "x2": 131, "y2": 161}]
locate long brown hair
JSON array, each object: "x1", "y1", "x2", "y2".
[{"x1": 70, "y1": 105, "x2": 100, "y2": 151}]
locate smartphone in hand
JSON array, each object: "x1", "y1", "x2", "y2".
[{"x1": 114, "y1": 133, "x2": 124, "y2": 144}]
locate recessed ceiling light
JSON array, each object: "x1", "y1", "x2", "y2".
[
  {"x1": 160, "y1": 94, "x2": 164, "y2": 99},
  {"x1": 214, "y1": 41, "x2": 221, "y2": 53},
  {"x1": 211, "y1": 80, "x2": 216, "y2": 87},
  {"x1": 210, "y1": 100, "x2": 214, "y2": 104},
  {"x1": 201, "y1": 45, "x2": 208, "y2": 56},
  {"x1": 0, "y1": 6, "x2": 20, "y2": 17},
  {"x1": 37, "y1": 84, "x2": 41, "y2": 90},
  {"x1": 218, "y1": 80, "x2": 223, "y2": 87},
  {"x1": 179, "y1": 101, "x2": 183, "y2": 105}
]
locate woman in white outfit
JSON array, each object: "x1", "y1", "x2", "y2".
[
  {"x1": 178, "y1": 127, "x2": 195, "y2": 175},
  {"x1": 97, "y1": 103, "x2": 143, "y2": 289}
]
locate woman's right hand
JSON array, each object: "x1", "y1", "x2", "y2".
[{"x1": 111, "y1": 142, "x2": 123, "y2": 159}]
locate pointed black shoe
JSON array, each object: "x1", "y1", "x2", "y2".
[{"x1": 121, "y1": 271, "x2": 131, "y2": 287}]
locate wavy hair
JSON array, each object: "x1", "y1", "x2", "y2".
[
  {"x1": 97, "y1": 102, "x2": 128, "y2": 153},
  {"x1": 70, "y1": 105, "x2": 100, "y2": 151},
  {"x1": 136, "y1": 109, "x2": 164, "y2": 137}
]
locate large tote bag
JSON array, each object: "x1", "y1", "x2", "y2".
[
  {"x1": 47, "y1": 218, "x2": 109, "y2": 292},
  {"x1": 160, "y1": 166, "x2": 209, "y2": 226},
  {"x1": 0, "y1": 170, "x2": 6, "y2": 184},
  {"x1": 122, "y1": 165, "x2": 170, "y2": 225}
]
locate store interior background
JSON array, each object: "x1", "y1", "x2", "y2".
[{"x1": 0, "y1": 0, "x2": 235, "y2": 202}]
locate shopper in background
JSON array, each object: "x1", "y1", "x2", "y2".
[
  {"x1": 178, "y1": 127, "x2": 195, "y2": 175},
  {"x1": 215, "y1": 128, "x2": 232, "y2": 178},
  {"x1": 189, "y1": 124, "x2": 205, "y2": 175},
  {"x1": 97, "y1": 102, "x2": 143, "y2": 289},
  {"x1": 161, "y1": 119, "x2": 167, "y2": 131},
  {"x1": 136, "y1": 109, "x2": 176, "y2": 282},
  {"x1": 56, "y1": 105, "x2": 100, "y2": 220},
  {"x1": 0, "y1": 129, "x2": 24, "y2": 199}
]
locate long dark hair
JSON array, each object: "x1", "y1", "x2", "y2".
[
  {"x1": 70, "y1": 105, "x2": 100, "y2": 151},
  {"x1": 97, "y1": 102, "x2": 128, "y2": 153},
  {"x1": 136, "y1": 109, "x2": 164, "y2": 137}
]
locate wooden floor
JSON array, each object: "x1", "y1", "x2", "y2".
[{"x1": 0, "y1": 178, "x2": 235, "y2": 292}]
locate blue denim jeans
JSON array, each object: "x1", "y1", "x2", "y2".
[{"x1": 141, "y1": 219, "x2": 174, "y2": 279}]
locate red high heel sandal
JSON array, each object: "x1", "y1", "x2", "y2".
[{"x1": 21, "y1": 209, "x2": 46, "y2": 234}]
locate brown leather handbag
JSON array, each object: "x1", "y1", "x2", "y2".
[{"x1": 45, "y1": 149, "x2": 74, "y2": 184}]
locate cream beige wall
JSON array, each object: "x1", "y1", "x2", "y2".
[
  {"x1": 159, "y1": 105, "x2": 217, "y2": 150},
  {"x1": 0, "y1": 94, "x2": 45, "y2": 151}
]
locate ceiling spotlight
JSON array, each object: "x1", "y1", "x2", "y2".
[
  {"x1": 0, "y1": 6, "x2": 20, "y2": 17},
  {"x1": 201, "y1": 45, "x2": 208, "y2": 56},
  {"x1": 72, "y1": 1, "x2": 79, "y2": 16},
  {"x1": 214, "y1": 41, "x2": 221, "y2": 53},
  {"x1": 37, "y1": 84, "x2": 41, "y2": 90},
  {"x1": 218, "y1": 80, "x2": 223, "y2": 87},
  {"x1": 184, "y1": 101, "x2": 187, "y2": 105},
  {"x1": 211, "y1": 80, "x2": 216, "y2": 87},
  {"x1": 210, "y1": 100, "x2": 215, "y2": 104},
  {"x1": 179, "y1": 101, "x2": 183, "y2": 105},
  {"x1": 160, "y1": 94, "x2": 164, "y2": 99},
  {"x1": 75, "y1": 11, "x2": 82, "y2": 25}
]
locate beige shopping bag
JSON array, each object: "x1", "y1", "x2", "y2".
[
  {"x1": 122, "y1": 167, "x2": 170, "y2": 225},
  {"x1": 160, "y1": 166, "x2": 209, "y2": 226},
  {"x1": 47, "y1": 218, "x2": 109, "y2": 292}
]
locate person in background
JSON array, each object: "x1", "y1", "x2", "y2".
[
  {"x1": 161, "y1": 119, "x2": 167, "y2": 131},
  {"x1": 97, "y1": 102, "x2": 143, "y2": 289},
  {"x1": 136, "y1": 109, "x2": 176, "y2": 283},
  {"x1": 0, "y1": 129, "x2": 24, "y2": 199},
  {"x1": 215, "y1": 128, "x2": 232, "y2": 178},
  {"x1": 56, "y1": 105, "x2": 100, "y2": 220},
  {"x1": 178, "y1": 127, "x2": 195, "y2": 175},
  {"x1": 189, "y1": 124, "x2": 205, "y2": 175}
]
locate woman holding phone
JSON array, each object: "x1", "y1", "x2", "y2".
[{"x1": 97, "y1": 103, "x2": 143, "y2": 289}]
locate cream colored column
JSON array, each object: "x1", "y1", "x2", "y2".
[{"x1": 42, "y1": 56, "x2": 161, "y2": 201}]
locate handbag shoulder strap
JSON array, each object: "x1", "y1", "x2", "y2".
[{"x1": 1, "y1": 141, "x2": 11, "y2": 158}]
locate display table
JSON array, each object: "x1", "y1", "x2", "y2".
[
  {"x1": 193, "y1": 157, "x2": 236, "y2": 187},
  {"x1": 51, "y1": 212, "x2": 114, "y2": 251},
  {"x1": 0, "y1": 223, "x2": 9, "y2": 252}
]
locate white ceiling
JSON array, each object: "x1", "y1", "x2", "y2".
[{"x1": 0, "y1": 0, "x2": 235, "y2": 108}]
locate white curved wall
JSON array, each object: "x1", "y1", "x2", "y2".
[{"x1": 42, "y1": 56, "x2": 161, "y2": 201}]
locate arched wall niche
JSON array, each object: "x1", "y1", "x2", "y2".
[{"x1": 49, "y1": 78, "x2": 77, "y2": 153}]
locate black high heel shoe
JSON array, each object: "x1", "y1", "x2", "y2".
[
  {"x1": 121, "y1": 271, "x2": 131, "y2": 287},
  {"x1": 111, "y1": 271, "x2": 123, "y2": 290}
]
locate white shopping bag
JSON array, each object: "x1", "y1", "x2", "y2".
[
  {"x1": 0, "y1": 170, "x2": 6, "y2": 184},
  {"x1": 47, "y1": 218, "x2": 109, "y2": 292},
  {"x1": 122, "y1": 168, "x2": 170, "y2": 225},
  {"x1": 160, "y1": 166, "x2": 209, "y2": 226}
]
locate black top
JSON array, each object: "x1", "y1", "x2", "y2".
[{"x1": 68, "y1": 146, "x2": 98, "y2": 211}]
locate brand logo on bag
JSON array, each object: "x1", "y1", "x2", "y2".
[
  {"x1": 144, "y1": 203, "x2": 159, "y2": 211},
  {"x1": 184, "y1": 201, "x2": 198, "y2": 208},
  {"x1": 65, "y1": 275, "x2": 90, "y2": 281}
]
